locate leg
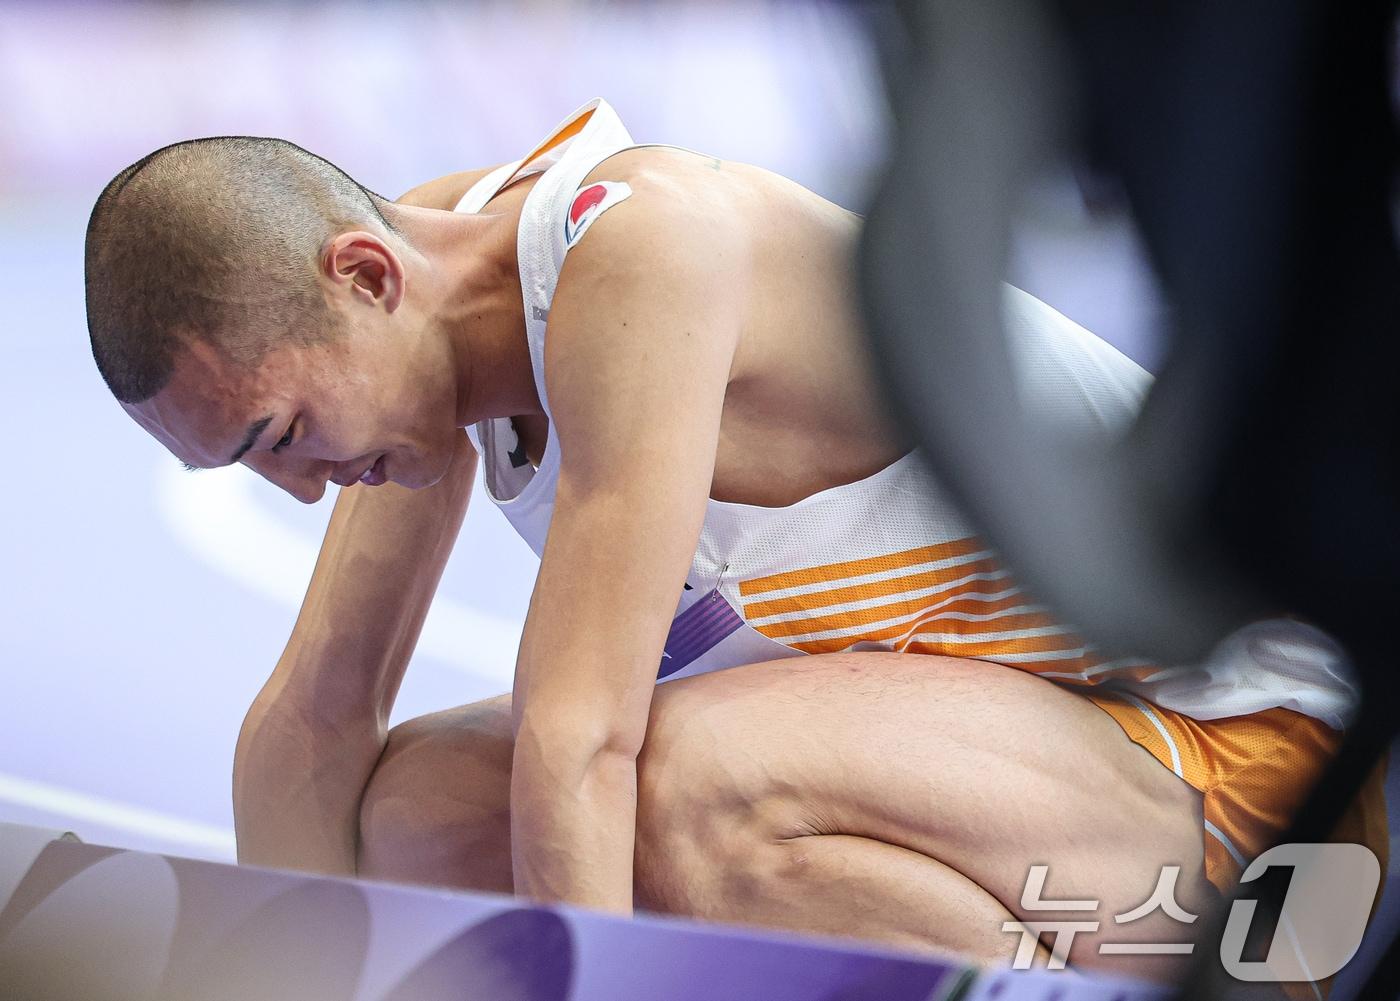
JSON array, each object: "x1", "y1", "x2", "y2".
[
  {"x1": 356, "y1": 687, "x2": 1002, "y2": 940},
  {"x1": 633, "y1": 652, "x2": 1222, "y2": 980},
  {"x1": 357, "y1": 694, "x2": 515, "y2": 892},
  {"x1": 356, "y1": 654, "x2": 1218, "y2": 980}
]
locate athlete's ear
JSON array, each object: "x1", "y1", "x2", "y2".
[{"x1": 320, "y1": 231, "x2": 405, "y2": 314}]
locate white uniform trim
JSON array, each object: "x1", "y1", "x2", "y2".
[
  {"x1": 1123, "y1": 693, "x2": 1185, "y2": 778},
  {"x1": 1202, "y1": 818, "x2": 1248, "y2": 869},
  {"x1": 1035, "y1": 657, "x2": 1154, "y2": 682}
]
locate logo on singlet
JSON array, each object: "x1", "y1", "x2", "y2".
[{"x1": 564, "y1": 181, "x2": 633, "y2": 248}]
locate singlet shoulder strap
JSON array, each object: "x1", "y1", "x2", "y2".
[
  {"x1": 463, "y1": 99, "x2": 635, "y2": 432},
  {"x1": 452, "y1": 100, "x2": 606, "y2": 215},
  {"x1": 453, "y1": 160, "x2": 524, "y2": 215}
]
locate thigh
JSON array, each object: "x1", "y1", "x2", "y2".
[
  {"x1": 357, "y1": 693, "x2": 515, "y2": 891},
  {"x1": 638, "y1": 652, "x2": 1220, "y2": 963}
]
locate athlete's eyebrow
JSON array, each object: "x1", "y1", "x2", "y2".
[{"x1": 228, "y1": 414, "x2": 274, "y2": 465}]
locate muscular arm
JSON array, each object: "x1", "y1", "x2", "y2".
[
  {"x1": 233, "y1": 432, "x2": 478, "y2": 873},
  {"x1": 231, "y1": 167, "x2": 506, "y2": 873},
  {"x1": 510, "y1": 177, "x2": 745, "y2": 910}
]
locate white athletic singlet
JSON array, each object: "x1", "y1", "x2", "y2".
[{"x1": 459, "y1": 99, "x2": 1359, "y2": 730}]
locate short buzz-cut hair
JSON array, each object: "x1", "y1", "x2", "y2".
[{"x1": 84, "y1": 136, "x2": 399, "y2": 404}]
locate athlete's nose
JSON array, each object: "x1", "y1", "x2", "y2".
[{"x1": 242, "y1": 452, "x2": 329, "y2": 505}]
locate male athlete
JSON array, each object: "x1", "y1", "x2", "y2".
[{"x1": 84, "y1": 100, "x2": 1385, "y2": 984}]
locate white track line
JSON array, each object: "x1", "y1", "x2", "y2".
[
  {"x1": 155, "y1": 462, "x2": 521, "y2": 689},
  {"x1": 0, "y1": 772, "x2": 236, "y2": 858}
]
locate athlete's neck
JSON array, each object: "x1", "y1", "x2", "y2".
[{"x1": 389, "y1": 196, "x2": 543, "y2": 429}]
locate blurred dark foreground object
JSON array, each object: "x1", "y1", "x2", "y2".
[{"x1": 858, "y1": 1, "x2": 1400, "y2": 997}]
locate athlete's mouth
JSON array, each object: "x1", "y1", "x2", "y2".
[{"x1": 359, "y1": 453, "x2": 388, "y2": 486}]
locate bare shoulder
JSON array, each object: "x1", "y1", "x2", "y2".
[
  {"x1": 584, "y1": 146, "x2": 765, "y2": 230},
  {"x1": 543, "y1": 149, "x2": 753, "y2": 445},
  {"x1": 395, "y1": 166, "x2": 506, "y2": 211},
  {"x1": 558, "y1": 146, "x2": 758, "y2": 296},
  {"x1": 559, "y1": 145, "x2": 847, "y2": 301}
]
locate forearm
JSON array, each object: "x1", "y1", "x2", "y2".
[
  {"x1": 232, "y1": 688, "x2": 385, "y2": 874},
  {"x1": 510, "y1": 733, "x2": 639, "y2": 913},
  {"x1": 284, "y1": 435, "x2": 477, "y2": 727},
  {"x1": 232, "y1": 435, "x2": 477, "y2": 870}
]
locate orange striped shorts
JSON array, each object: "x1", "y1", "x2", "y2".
[{"x1": 1084, "y1": 690, "x2": 1389, "y2": 896}]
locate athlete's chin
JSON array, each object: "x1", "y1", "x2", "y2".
[{"x1": 388, "y1": 451, "x2": 451, "y2": 491}]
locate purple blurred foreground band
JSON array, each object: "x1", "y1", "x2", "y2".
[{"x1": 0, "y1": 823, "x2": 1163, "y2": 1001}]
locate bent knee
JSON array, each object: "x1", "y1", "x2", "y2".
[
  {"x1": 356, "y1": 717, "x2": 444, "y2": 879},
  {"x1": 635, "y1": 682, "x2": 814, "y2": 914},
  {"x1": 356, "y1": 701, "x2": 515, "y2": 892}
]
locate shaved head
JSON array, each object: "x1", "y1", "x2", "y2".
[{"x1": 84, "y1": 136, "x2": 399, "y2": 403}]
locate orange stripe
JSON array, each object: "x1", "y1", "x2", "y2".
[
  {"x1": 739, "y1": 537, "x2": 985, "y2": 597},
  {"x1": 497, "y1": 107, "x2": 597, "y2": 194},
  {"x1": 750, "y1": 574, "x2": 1022, "y2": 642},
  {"x1": 782, "y1": 590, "x2": 1045, "y2": 638},
  {"x1": 742, "y1": 556, "x2": 1007, "y2": 620},
  {"x1": 1010, "y1": 653, "x2": 1110, "y2": 682},
  {"x1": 903, "y1": 633, "x2": 1090, "y2": 659},
  {"x1": 779, "y1": 606, "x2": 1061, "y2": 653},
  {"x1": 772, "y1": 590, "x2": 1052, "y2": 646},
  {"x1": 787, "y1": 618, "x2": 1085, "y2": 658}
]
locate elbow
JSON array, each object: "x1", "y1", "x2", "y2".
[
  {"x1": 513, "y1": 709, "x2": 646, "y2": 787},
  {"x1": 232, "y1": 695, "x2": 274, "y2": 796},
  {"x1": 592, "y1": 712, "x2": 648, "y2": 765}
]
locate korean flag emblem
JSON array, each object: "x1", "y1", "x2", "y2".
[{"x1": 564, "y1": 181, "x2": 632, "y2": 248}]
